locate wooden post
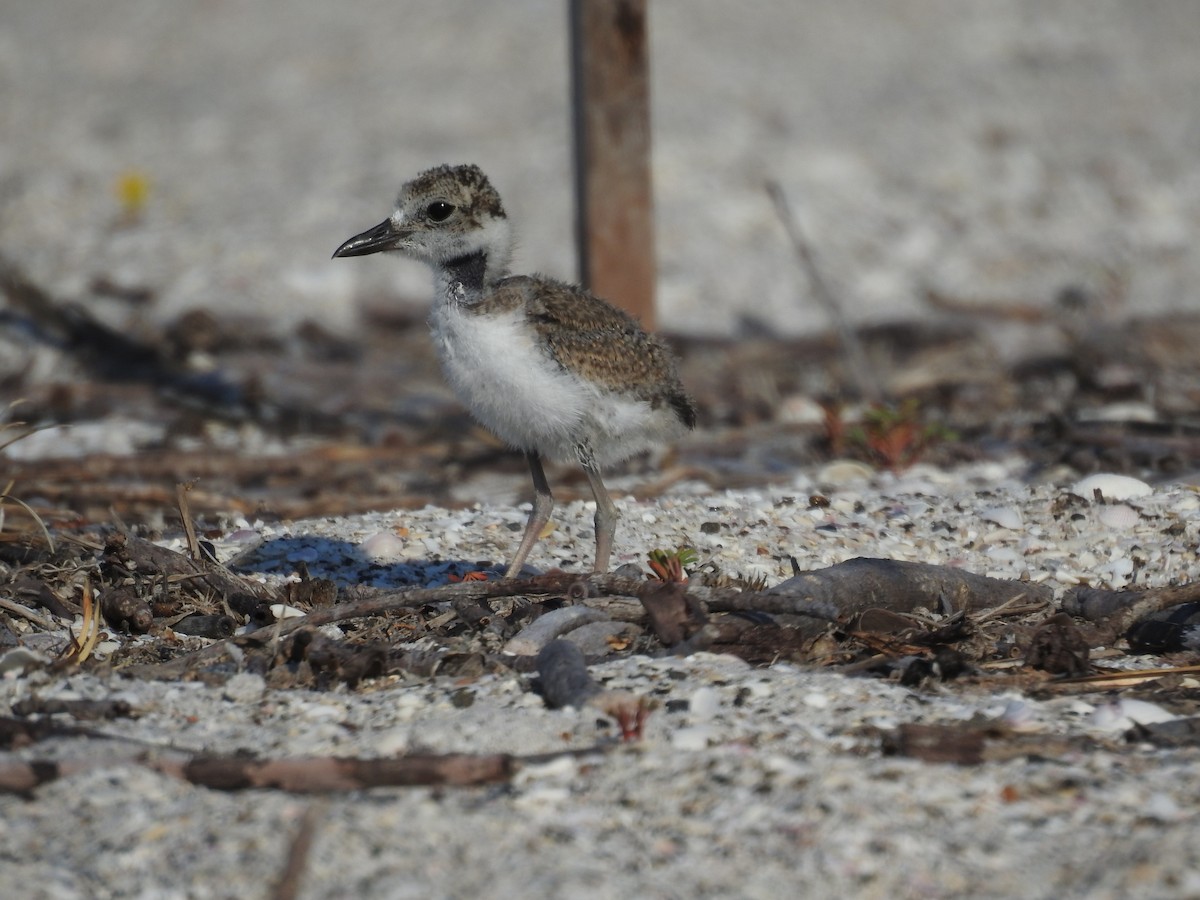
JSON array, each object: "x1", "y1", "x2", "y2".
[{"x1": 569, "y1": 0, "x2": 656, "y2": 328}]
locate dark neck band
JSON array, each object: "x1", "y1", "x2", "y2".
[{"x1": 442, "y1": 251, "x2": 488, "y2": 291}]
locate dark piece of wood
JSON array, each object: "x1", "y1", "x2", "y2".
[
  {"x1": 755, "y1": 557, "x2": 1053, "y2": 638},
  {"x1": 178, "y1": 754, "x2": 516, "y2": 792},
  {"x1": 569, "y1": 0, "x2": 656, "y2": 327},
  {"x1": 1064, "y1": 581, "x2": 1200, "y2": 645},
  {"x1": 124, "y1": 562, "x2": 1051, "y2": 680},
  {"x1": 0, "y1": 752, "x2": 517, "y2": 795},
  {"x1": 1131, "y1": 716, "x2": 1200, "y2": 748},
  {"x1": 883, "y1": 722, "x2": 1097, "y2": 765},
  {"x1": 273, "y1": 803, "x2": 323, "y2": 900},
  {"x1": 883, "y1": 723, "x2": 987, "y2": 765}
]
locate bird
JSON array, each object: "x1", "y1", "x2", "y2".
[{"x1": 333, "y1": 163, "x2": 695, "y2": 578}]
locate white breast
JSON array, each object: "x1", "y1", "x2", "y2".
[{"x1": 429, "y1": 302, "x2": 589, "y2": 459}]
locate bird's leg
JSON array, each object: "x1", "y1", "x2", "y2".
[
  {"x1": 582, "y1": 462, "x2": 618, "y2": 574},
  {"x1": 506, "y1": 451, "x2": 554, "y2": 578}
]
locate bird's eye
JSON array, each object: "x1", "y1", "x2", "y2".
[{"x1": 427, "y1": 201, "x2": 455, "y2": 222}]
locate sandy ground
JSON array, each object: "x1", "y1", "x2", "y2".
[
  {"x1": 4, "y1": 466, "x2": 1200, "y2": 898},
  {"x1": 4, "y1": 4, "x2": 1200, "y2": 898}
]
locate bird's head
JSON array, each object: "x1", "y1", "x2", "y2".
[{"x1": 333, "y1": 164, "x2": 512, "y2": 278}]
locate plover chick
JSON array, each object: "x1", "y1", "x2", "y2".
[{"x1": 334, "y1": 163, "x2": 695, "y2": 577}]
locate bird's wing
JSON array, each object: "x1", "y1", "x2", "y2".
[{"x1": 499, "y1": 276, "x2": 696, "y2": 428}]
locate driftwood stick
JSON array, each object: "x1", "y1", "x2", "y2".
[
  {"x1": 178, "y1": 753, "x2": 516, "y2": 791},
  {"x1": 0, "y1": 738, "x2": 631, "y2": 795},
  {"x1": 123, "y1": 559, "x2": 1052, "y2": 680},
  {"x1": 1063, "y1": 582, "x2": 1200, "y2": 644},
  {"x1": 0, "y1": 751, "x2": 518, "y2": 795},
  {"x1": 272, "y1": 802, "x2": 324, "y2": 900},
  {"x1": 760, "y1": 557, "x2": 1053, "y2": 618}
]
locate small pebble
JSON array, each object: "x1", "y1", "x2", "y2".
[
  {"x1": 504, "y1": 607, "x2": 609, "y2": 656},
  {"x1": 688, "y1": 686, "x2": 722, "y2": 720},
  {"x1": 221, "y1": 673, "x2": 266, "y2": 704}
]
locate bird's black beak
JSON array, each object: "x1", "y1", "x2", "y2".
[{"x1": 332, "y1": 219, "x2": 403, "y2": 258}]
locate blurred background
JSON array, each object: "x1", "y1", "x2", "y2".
[{"x1": 2, "y1": 0, "x2": 1199, "y2": 522}]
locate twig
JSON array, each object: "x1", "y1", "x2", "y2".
[
  {"x1": 766, "y1": 179, "x2": 885, "y2": 403},
  {"x1": 272, "y1": 802, "x2": 325, "y2": 900},
  {"x1": 1042, "y1": 663, "x2": 1200, "y2": 691},
  {"x1": 0, "y1": 596, "x2": 58, "y2": 631},
  {"x1": 176, "y1": 481, "x2": 202, "y2": 561},
  {"x1": 973, "y1": 591, "x2": 1053, "y2": 623},
  {"x1": 0, "y1": 481, "x2": 56, "y2": 554},
  {"x1": 0, "y1": 749, "x2": 528, "y2": 795}
]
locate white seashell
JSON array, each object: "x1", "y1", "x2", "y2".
[
  {"x1": 269, "y1": 604, "x2": 307, "y2": 620},
  {"x1": 300, "y1": 703, "x2": 346, "y2": 722},
  {"x1": 1072, "y1": 473, "x2": 1153, "y2": 501},
  {"x1": 1090, "y1": 698, "x2": 1177, "y2": 732},
  {"x1": 980, "y1": 506, "x2": 1023, "y2": 530},
  {"x1": 999, "y1": 699, "x2": 1040, "y2": 732},
  {"x1": 984, "y1": 546, "x2": 1020, "y2": 563},
  {"x1": 816, "y1": 459, "x2": 874, "y2": 486},
  {"x1": 359, "y1": 530, "x2": 407, "y2": 560},
  {"x1": 1053, "y1": 569, "x2": 1082, "y2": 586},
  {"x1": 777, "y1": 394, "x2": 827, "y2": 425},
  {"x1": 1174, "y1": 492, "x2": 1200, "y2": 511},
  {"x1": 0, "y1": 647, "x2": 50, "y2": 674},
  {"x1": 1096, "y1": 504, "x2": 1139, "y2": 529}
]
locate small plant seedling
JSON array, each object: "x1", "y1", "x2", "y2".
[
  {"x1": 849, "y1": 399, "x2": 954, "y2": 471},
  {"x1": 647, "y1": 546, "x2": 698, "y2": 583}
]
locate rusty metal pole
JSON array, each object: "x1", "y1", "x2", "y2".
[{"x1": 569, "y1": 0, "x2": 656, "y2": 328}]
